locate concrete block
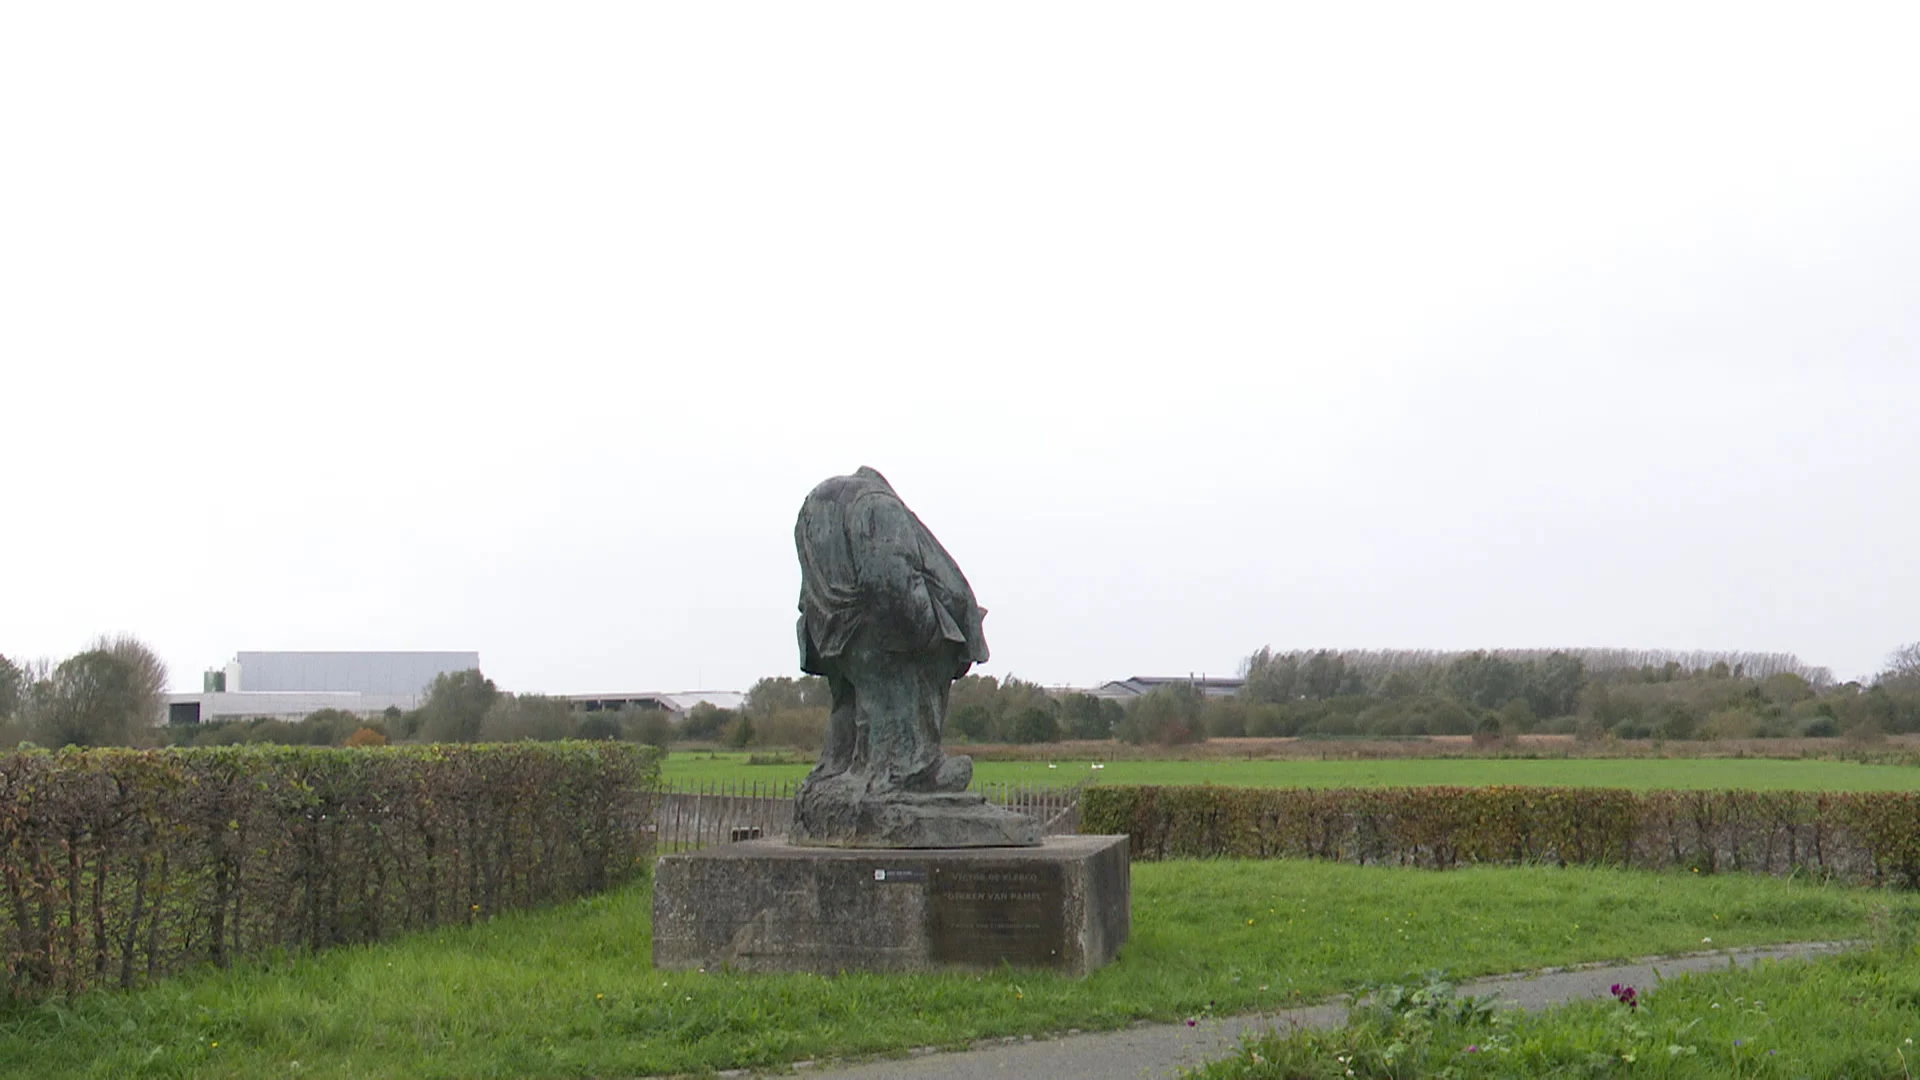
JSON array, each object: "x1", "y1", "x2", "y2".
[{"x1": 653, "y1": 835, "x2": 1130, "y2": 975}]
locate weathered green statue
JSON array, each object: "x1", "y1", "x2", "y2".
[{"x1": 790, "y1": 467, "x2": 1039, "y2": 848}]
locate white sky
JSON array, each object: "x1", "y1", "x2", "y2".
[{"x1": 5, "y1": 4, "x2": 1917, "y2": 693}]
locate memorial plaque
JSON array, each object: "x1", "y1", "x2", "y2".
[{"x1": 927, "y1": 861, "x2": 1066, "y2": 966}]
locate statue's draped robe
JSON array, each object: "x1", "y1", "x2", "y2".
[{"x1": 796, "y1": 467, "x2": 987, "y2": 793}]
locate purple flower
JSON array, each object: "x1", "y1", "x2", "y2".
[{"x1": 1610, "y1": 984, "x2": 1639, "y2": 1009}]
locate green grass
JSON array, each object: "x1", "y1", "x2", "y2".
[
  {"x1": 3, "y1": 861, "x2": 1912, "y2": 1078},
  {"x1": 661, "y1": 752, "x2": 1920, "y2": 791},
  {"x1": 1196, "y1": 926, "x2": 1920, "y2": 1078}
]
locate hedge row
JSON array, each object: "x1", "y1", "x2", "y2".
[
  {"x1": 1082, "y1": 785, "x2": 1920, "y2": 886},
  {"x1": 0, "y1": 742, "x2": 659, "y2": 998}
]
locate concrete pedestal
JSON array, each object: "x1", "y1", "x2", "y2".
[{"x1": 653, "y1": 835, "x2": 1130, "y2": 975}]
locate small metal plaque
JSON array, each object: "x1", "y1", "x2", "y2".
[
  {"x1": 872, "y1": 867, "x2": 927, "y2": 884},
  {"x1": 928, "y1": 862, "x2": 1066, "y2": 966}
]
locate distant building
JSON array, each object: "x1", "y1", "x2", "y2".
[
  {"x1": 166, "y1": 650, "x2": 481, "y2": 724},
  {"x1": 223, "y1": 651, "x2": 480, "y2": 695},
  {"x1": 1088, "y1": 675, "x2": 1244, "y2": 703},
  {"x1": 563, "y1": 690, "x2": 746, "y2": 720}
]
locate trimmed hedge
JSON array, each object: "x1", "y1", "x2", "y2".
[
  {"x1": 0, "y1": 742, "x2": 659, "y2": 998},
  {"x1": 1083, "y1": 785, "x2": 1920, "y2": 886}
]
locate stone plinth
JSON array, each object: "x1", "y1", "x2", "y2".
[
  {"x1": 790, "y1": 787, "x2": 1042, "y2": 849},
  {"x1": 653, "y1": 835, "x2": 1129, "y2": 975}
]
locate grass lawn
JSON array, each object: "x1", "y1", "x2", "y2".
[
  {"x1": 1197, "y1": 930, "x2": 1920, "y2": 1078},
  {"x1": 661, "y1": 752, "x2": 1920, "y2": 792},
  {"x1": 3, "y1": 861, "x2": 1912, "y2": 1078}
]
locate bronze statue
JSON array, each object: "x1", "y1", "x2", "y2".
[{"x1": 790, "y1": 467, "x2": 1039, "y2": 848}]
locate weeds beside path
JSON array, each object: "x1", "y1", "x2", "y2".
[{"x1": 807, "y1": 942, "x2": 1853, "y2": 1080}]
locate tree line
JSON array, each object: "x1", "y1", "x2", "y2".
[
  {"x1": 1119, "y1": 645, "x2": 1914, "y2": 746},
  {"x1": 6, "y1": 638, "x2": 1919, "y2": 751}
]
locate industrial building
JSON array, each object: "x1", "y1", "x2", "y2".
[
  {"x1": 1086, "y1": 675, "x2": 1245, "y2": 702},
  {"x1": 165, "y1": 650, "x2": 481, "y2": 724},
  {"x1": 563, "y1": 690, "x2": 746, "y2": 718}
]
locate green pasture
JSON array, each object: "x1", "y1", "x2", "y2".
[
  {"x1": 6, "y1": 860, "x2": 1912, "y2": 1078},
  {"x1": 660, "y1": 752, "x2": 1920, "y2": 792}
]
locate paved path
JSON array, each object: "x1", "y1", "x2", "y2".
[{"x1": 785, "y1": 941, "x2": 1850, "y2": 1080}]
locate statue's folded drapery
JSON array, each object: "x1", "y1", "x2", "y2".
[
  {"x1": 796, "y1": 466, "x2": 988, "y2": 676},
  {"x1": 794, "y1": 466, "x2": 987, "y2": 795}
]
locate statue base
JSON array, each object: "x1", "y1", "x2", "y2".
[
  {"x1": 790, "y1": 787, "x2": 1042, "y2": 848},
  {"x1": 652, "y1": 836, "x2": 1130, "y2": 975}
]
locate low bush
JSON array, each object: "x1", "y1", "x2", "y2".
[
  {"x1": 0, "y1": 741, "x2": 659, "y2": 998},
  {"x1": 165, "y1": 709, "x2": 381, "y2": 748},
  {"x1": 1084, "y1": 784, "x2": 1920, "y2": 885}
]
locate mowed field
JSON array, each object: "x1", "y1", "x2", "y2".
[{"x1": 660, "y1": 752, "x2": 1920, "y2": 791}]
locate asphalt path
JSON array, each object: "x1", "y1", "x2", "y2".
[{"x1": 762, "y1": 941, "x2": 1850, "y2": 1080}]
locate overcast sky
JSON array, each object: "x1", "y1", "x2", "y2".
[{"x1": 5, "y1": 4, "x2": 1918, "y2": 693}]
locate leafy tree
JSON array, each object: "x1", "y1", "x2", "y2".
[
  {"x1": 950, "y1": 674, "x2": 1001, "y2": 715},
  {"x1": 288, "y1": 708, "x2": 362, "y2": 745},
  {"x1": 679, "y1": 702, "x2": 733, "y2": 741},
  {"x1": 1761, "y1": 672, "x2": 1815, "y2": 705},
  {"x1": 0, "y1": 654, "x2": 21, "y2": 721},
  {"x1": 626, "y1": 708, "x2": 675, "y2": 747},
  {"x1": 1652, "y1": 701, "x2": 1700, "y2": 740},
  {"x1": 1059, "y1": 693, "x2": 1121, "y2": 740},
  {"x1": 33, "y1": 637, "x2": 168, "y2": 747},
  {"x1": 1302, "y1": 650, "x2": 1350, "y2": 700},
  {"x1": 479, "y1": 694, "x2": 575, "y2": 742},
  {"x1": 1006, "y1": 706, "x2": 1060, "y2": 744},
  {"x1": 417, "y1": 669, "x2": 498, "y2": 743},
  {"x1": 1402, "y1": 695, "x2": 1478, "y2": 735},
  {"x1": 950, "y1": 703, "x2": 992, "y2": 741},
  {"x1": 995, "y1": 676, "x2": 1055, "y2": 714},
  {"x1": 391, "y1": 708, "x2": 425, "y2": 741},
  {"x1": 1523, "y1": 652, "x2": 1587, "y2": 718},
  {"x1": 1800, "y1": 715, "x2": 1840, "y2": 738},
  {"x1": 1242, "y1": 646, "x2": 1299, "y2": 703},
  {"x1": 751, "y1": 707, "x2": 827, "y2": 750},
  {"x1": 725, "y1": 713, "x2": 756, "y2": 748},
  {"x1": 744, "y1": 676, "x2": 829, "y2": 715},
  {"x1": 1881, "y1": 642, "x2": 1920, "y2": 692},
  {"x1": 1203, "y1": 697, "x2": 1249, "y2": 738},
  {"x1": 1245, "y1": 703, "x2": 1296, "y2": 737},
  {"x1": 1498, "y1": 697, "x2": 1537, "y2": 734},
  {"x1": 1118, "y1": 683, "x2": 1206, "y2": 746},
  {"x1": 576, "y1": 712, "x2": 624, "y2": 741},
  {"x1": 1379, "y1": 671, "x2": 1420, "y2": 700},
  {"x1": 1444, "y1": 652, "x2": 1524, "y2": 711}
]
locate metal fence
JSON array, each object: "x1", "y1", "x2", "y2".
[{"x1": 652, "y1": 777, "x2": 1088, "y2": 851}]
